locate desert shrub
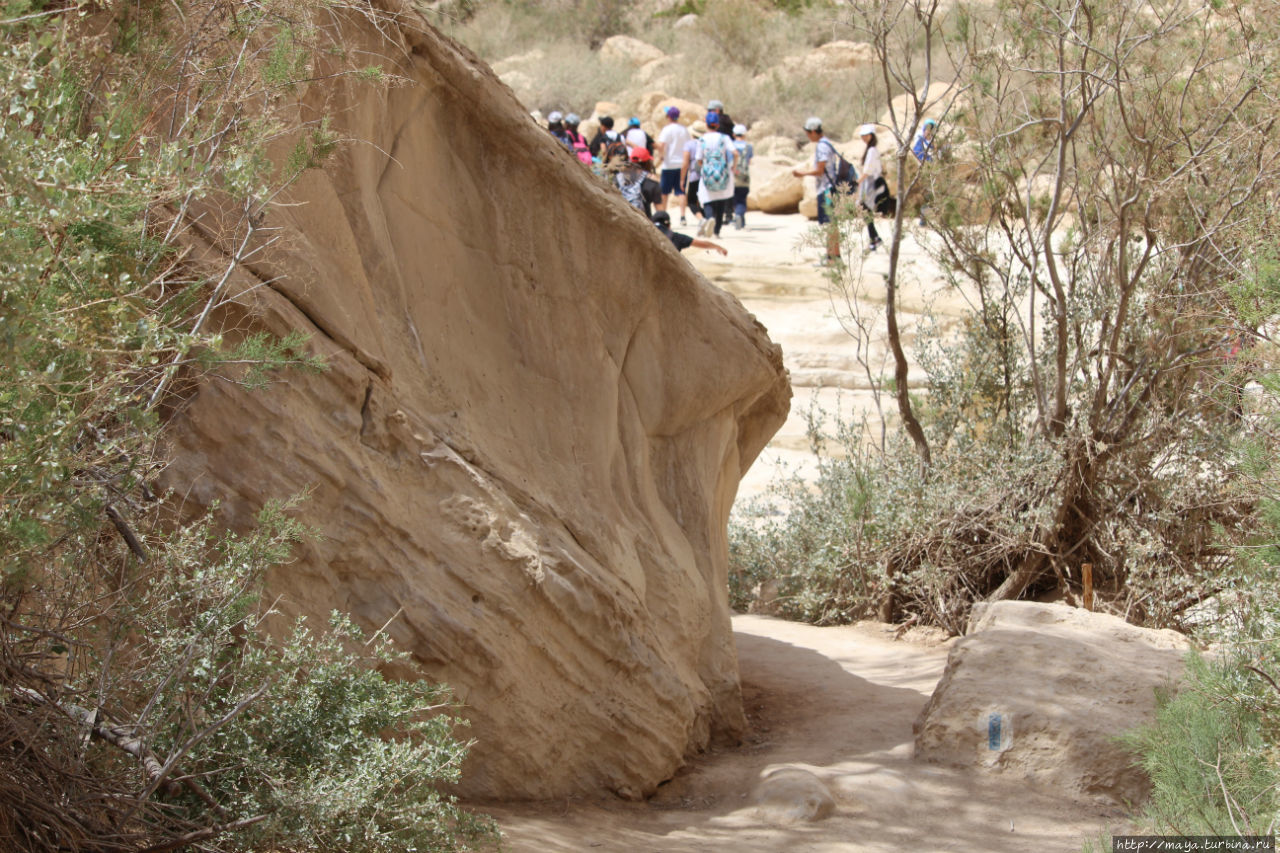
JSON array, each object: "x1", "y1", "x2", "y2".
[{"x1": 0, "y1": 3, "x2": 494, "y2": 850}]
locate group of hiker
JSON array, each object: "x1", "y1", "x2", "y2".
[
  {"x1": 792, "y1": 115, "x2": 936, "y2": 266},
  {"x1": 544, "y1": 101, "x2": 938, "y2": 261},
  {"x1": 544, "y1": 99, "x2": 753, "y2": 254}
]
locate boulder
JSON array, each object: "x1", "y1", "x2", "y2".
[
  {"x1": 490, "y1": 47, "x2": 544, "y2": 77},
  {"x1": 646, "y1": 96, "x2": 704, "y2": 128},
  {"x1": 780, "y1": 40, "x2": 877, "y2": 76},
  {"x1": 635, "y1": 90, "x2": 673, "y2": 125},
  {"x1": 748, "y1": 166, "x2": 804, "y2": 214},
  {"x1": 161, "y1": 4, "x2": 789, "y2": 801},
  {"x1": 877, "y1": 81, "x2": 956, "y2": 131},
  {"x1": 600, "y1": 34, "x2": 666, "y2": 68},
  {"x1": 913, "y1": 601, "x2": 1190, "y2": 805},
  {"x1": 674, "y1": 12, "x2": 699, "y2": 29},
  {"x1": 752, "y1": 134, "x2": 802, "y2": 159},
  {"x1": 635, "y1": 56, "x2": 674, "y2": 87}
]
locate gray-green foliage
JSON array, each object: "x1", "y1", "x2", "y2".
[{"x1": 1, "y1": 2, "x2": 493, "y2": 850}]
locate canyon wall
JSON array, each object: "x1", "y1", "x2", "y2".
[{"x1": 160, "y1": 3, "x2": 790, "y2": 799}]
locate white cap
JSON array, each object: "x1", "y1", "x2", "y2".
[
  {"x1": 803, "y1": 116, "x2": 822, "y2": 132},
  {"x1": 565, "y1": 113, "x2": 580, "y2": 125},
  {"x1": 733, "y1": 124, "x2": 747, "y2": 136},
  {"x1": 708, "y1": 99, "x2": 724, "y2": 110},
  {"x1": 858, "y1": 123, "x2": 877, "y2": 136},
  {"x1": 548, "y1": 110, "x2": 563, "y2": 123}
]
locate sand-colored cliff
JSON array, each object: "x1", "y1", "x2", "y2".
[{"x1": 159, "y1": 2, "x2": 789, "y2": 800}]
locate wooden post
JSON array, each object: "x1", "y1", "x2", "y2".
[{"x1": 1082, "y1": 563, "x2": 1094, "y2": 611}]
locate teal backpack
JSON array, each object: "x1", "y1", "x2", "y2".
[{"x1": 700, "y1": 135, "x2": 731, "y2": 192}]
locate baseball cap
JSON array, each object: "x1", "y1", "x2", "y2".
[
  {"x1": 803, "y1": 116, "x2": 822, "y2": 132},
  {"x1": 652, "y1": 210, "x2": 671, "y2": 227},
  {"x1": 708, "y1": 99, "x2": 724, "y2": 110},
  {"x1": 733, "y1": 124, "x2": 747, "y2": 137},
  {"x1": 923, "y1": 118, "x2": 937, "y2": 128},
  {"x1": 629, "y1": 147, "x2": 652, "y2": 162},
  {"x1": 705, "y1": 111, "x2": 720, "y2": 126},
  {"x1": 666, "y1": 106, "x2": 680, "y2": 119},
  {"x1": 565, "y1": 113, "x2": 580, "y2": 125},
  {"x1": 628, "y1": 116, "x2": 641, "y2": 127},
  {"x1": 858, "y1": 123, "x2": 877, "y2": 136},
  {"x1": 548, "y1": 110, "x2": 563, "y2": 123}
]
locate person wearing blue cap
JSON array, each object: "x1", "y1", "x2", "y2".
[
  {"x1": 911, "y1": 118, "x2": 938, "y2": 225},
  {"x1": 694, "y1": 110, "x2": 735, "y2": 238},
  {"x1": 624, "y1": 116, "x2": 652, "y2": 157}
]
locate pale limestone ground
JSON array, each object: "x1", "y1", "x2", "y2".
[{"x1": 681, "y1": 211, "x2": 973, "y2": 501}]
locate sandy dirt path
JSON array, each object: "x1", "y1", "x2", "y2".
[{"x1": 486, "y1": 616, "x2": 1126, "y2": 851}]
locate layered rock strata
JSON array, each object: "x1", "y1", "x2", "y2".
[{"x1": 161, "y1": 3, "x2": 789, "y2": 800}]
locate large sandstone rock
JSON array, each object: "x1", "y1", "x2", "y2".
[
  {"x1": 161, "y1": 5, "x2": 789, "y2": 801},
  {"x1": 780, "y1": 40, "x2": 877, "y2": 76},
  {"x1": 600, "y1": 34, "x2": 665, "y2": 68},
  {"x1": 748, "y1": 165, "x2": 804, "y2": 214},
  {"x1": 913, "y1": 602, "x2": 1189, "y2": 805},
  {"x1": 646, "y1": 96, "x2": 704, "y2": 128}
]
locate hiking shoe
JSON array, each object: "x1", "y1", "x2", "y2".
[
  {"x1": 699, "y1": 218, "x2": 714, "y2": 238},
  {"x1": 680, "y1": 215, "x2": 687, "y2": 226},
  {"x1": 868, "y1": 239, "x2": 883, "y2": 252},
  {"x1": 734, "y1": 213, "x2": 745, "y2": 229}
]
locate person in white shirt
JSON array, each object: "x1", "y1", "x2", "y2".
[
  {"x1": 623, "y1": 117, "x2": 651, "y2": 155},
  {"x1": 655, "y1": 106, "x2": 691, "y2": 220},
  {"x1": 858, "y1": 123, "x2": 884, "y2": 252}
]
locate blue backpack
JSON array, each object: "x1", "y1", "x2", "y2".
[{"x1": 700, "y1": 135, "x2": 731, "y2": 192}]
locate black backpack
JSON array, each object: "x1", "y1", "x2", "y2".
[{"x1": 834, "y1": 152, "x2": 858, "y2": 195}]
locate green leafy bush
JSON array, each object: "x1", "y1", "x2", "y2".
[{"x1": 0, "y1": 3, "x2": 495, "y2": 850}]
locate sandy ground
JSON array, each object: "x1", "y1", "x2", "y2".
[
  {"x1": 481, "y1": 216, "x2": 1129, "y2": 851},
  {"x1": 486, "y1": 616, "x2": 1128, "y2": 852}
]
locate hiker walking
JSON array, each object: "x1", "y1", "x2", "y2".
[
  {"x1": 655, "y1": 106, "x2": 691, "y2": 216},
  {"x1": 616, "y1": 148, "x2": 661, "y2": 218},
  {"x1": 695, "y1": 111, "x2": 735, "y2": 238},
  {"x1": 858, "y1": 123, "x2": 885, "y2": 252},
  {"x1": 792, "y1": 116, "x2": 843, "y2": 265},
  {"x1": 680, "y1": 133, "x2": 703, "y2": 228},
  {"x1": 623, "y1": 117, "x2": 653, "y2": 156},
  {"x1": 589, "y1": 116, "x2": 620, "y2": 159},
  {"x1": 910, "y1": 118, "x2": 937, "y2": 225},
  {"x1": 651, "y1": 211, "x2": 727, "y2": 255},
  {"x1": 563, "y1": 113, "x2": 592, "y2": 165},
  {"x1": 547, "y1": 111, "x2": 569, "y2": 146},
  {"x1": 731, "y1": 124, "x2": 753, "y2": 230}
]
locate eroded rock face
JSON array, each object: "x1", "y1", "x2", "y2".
[
  {"x1": 913, "y1": 602, "x2": 1189, "y2": 805},
  {"x1": 161, "y1": 3, "x2": 789, "y2": 800}
]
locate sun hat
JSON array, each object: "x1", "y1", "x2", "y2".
[
  {"x1": 548, "y1": 110, "x2": 563, "y2": 123},
  {"x1": 628, "y1": 116, "x2": 641, "y2": 127},
  {"x1": 565, "y1": 113, "x2": 580, "y2": 125},
  {"x1": 708, "y1": 99, "x2": 724, "y2": 110},
  {"x1": 629, "y1": 147, "x2": 652, "y2": 162},
  {"x1": 666, "y1": 106, "x2": 680, "y2": 119},
  {"x1": 733, "y1": 123, "x2": 747, "y2": 137},
  {"x1": 705, "y1": 111, "x2": 720, "y2": 126},
  {"x1": 858, "y1": 123, "x2": 877, "y2": 136},
  {"x1": 803, "y1": 116, "x2": 822, "y2": 132}
]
